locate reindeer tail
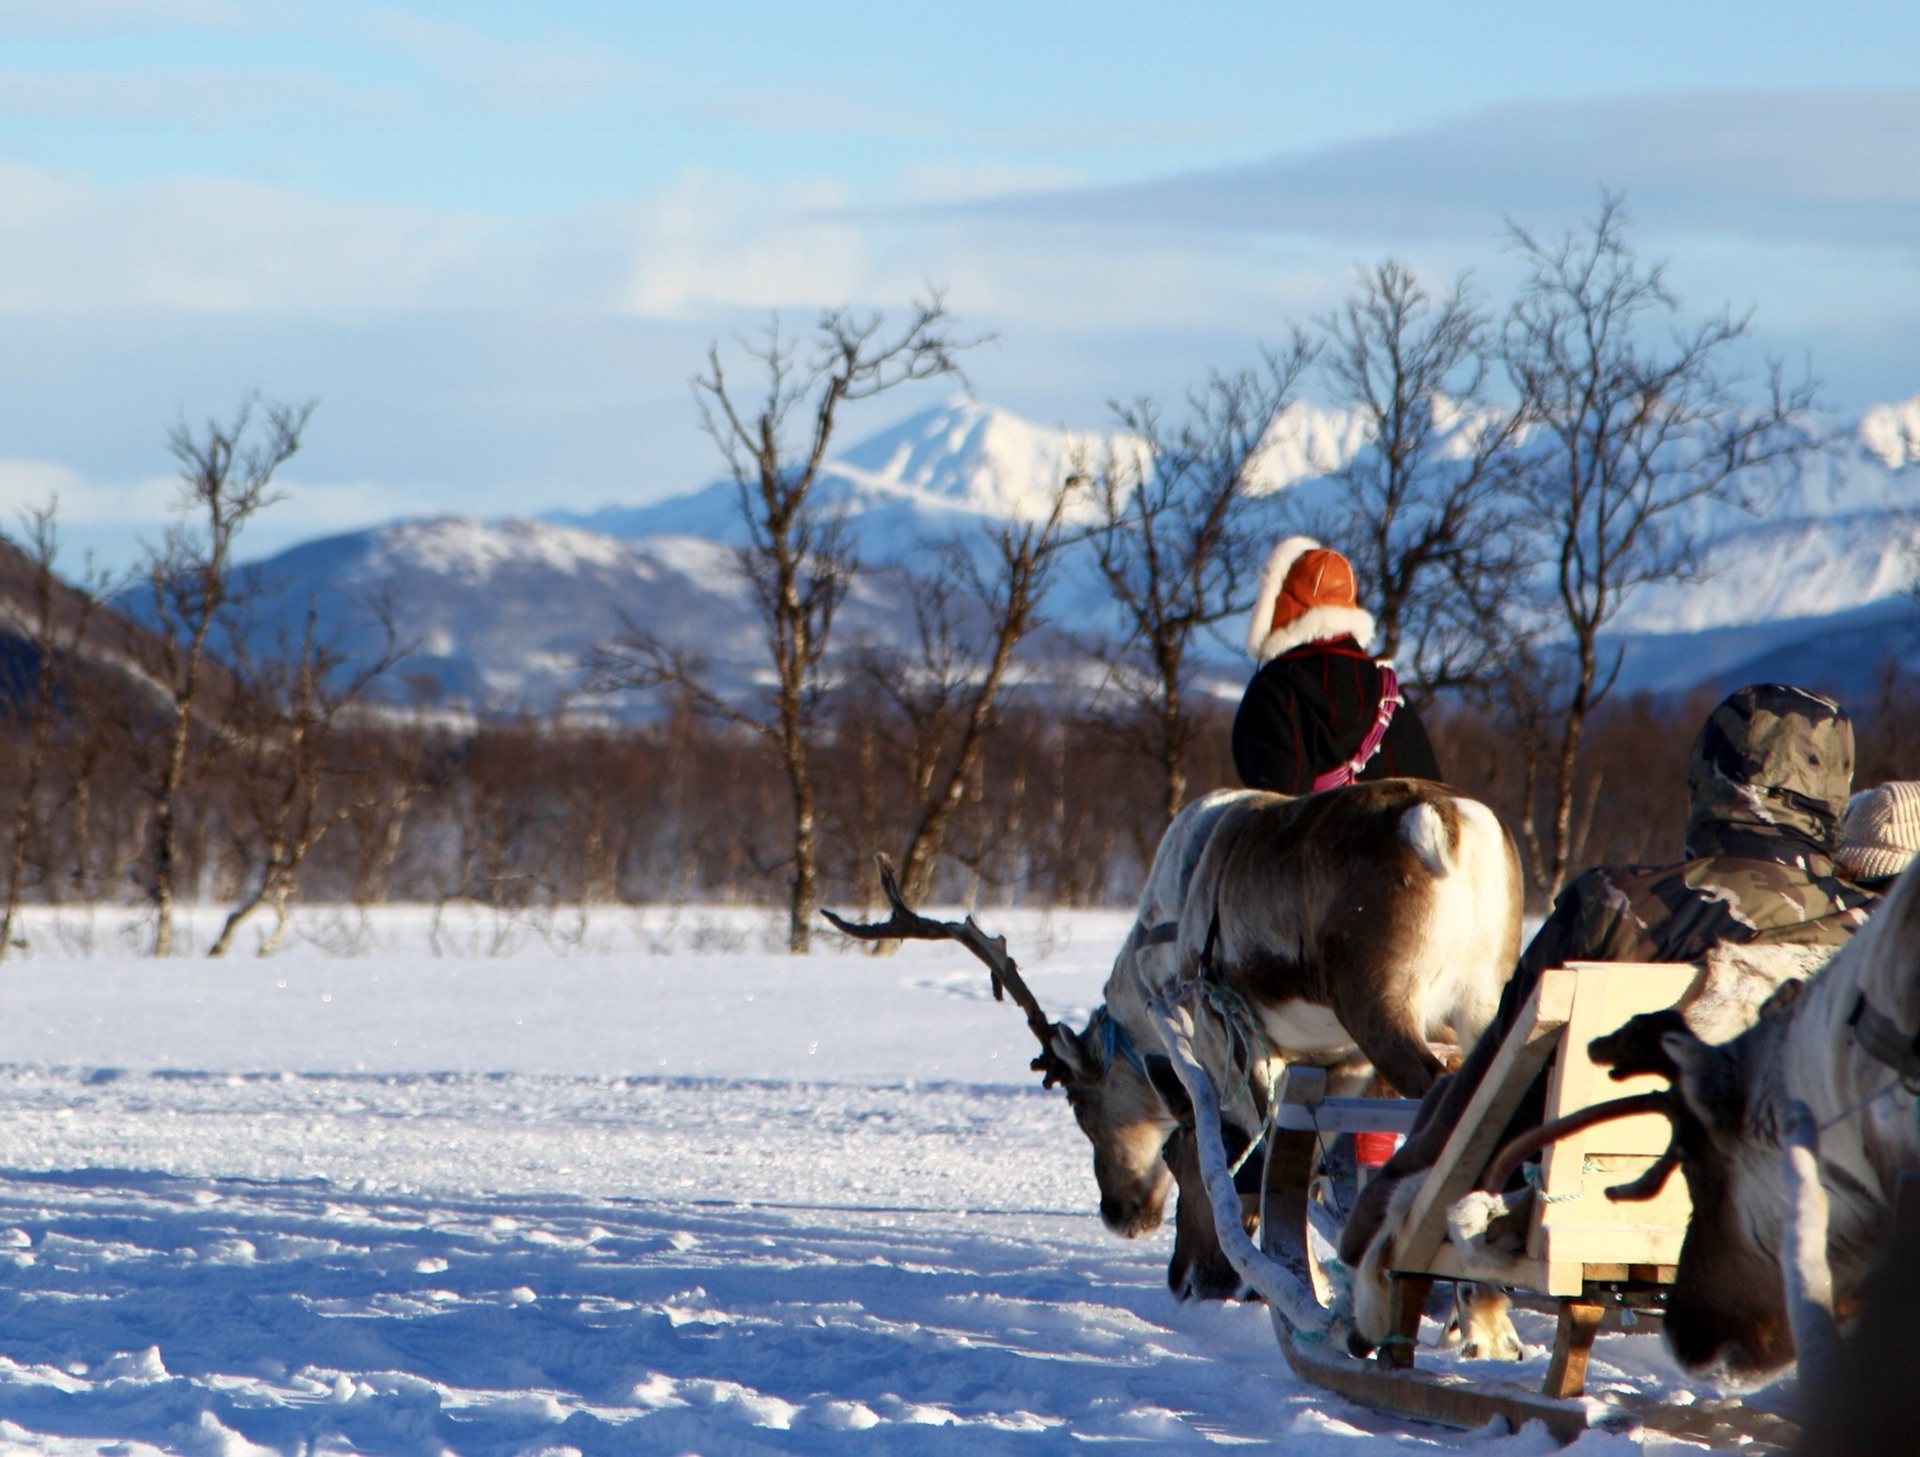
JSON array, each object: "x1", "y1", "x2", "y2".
[{"x1": 1400, "y1": 800, "x2": 1455, "y2": 877}]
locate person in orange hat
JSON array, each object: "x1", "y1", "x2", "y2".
[{"x1": 1231, "y1": 536, "x2": 1442, "y2": 793}]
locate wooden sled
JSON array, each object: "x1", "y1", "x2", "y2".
[{"x1": 1268, "y1": 961, "x2": 1796, "y2": 1448}]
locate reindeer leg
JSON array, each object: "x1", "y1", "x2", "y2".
[
  {"x1": 1351, "y1": 1024, "x2": 1446, "y2": 1100},
  {"x1": 1780, "y1": 1100, "x2": 1841, "y2": 1393}
]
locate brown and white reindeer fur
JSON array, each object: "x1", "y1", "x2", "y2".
[
  {"x1": 1061, "y1": 780, "x2": 1521, "y2": 1301},
  {"x1": 1173, "y1": 782, "x2": 1521, "y2": 1102},
  {"x1": 1586, "y1": 872, "x2": 1920, "y2": 1386}
]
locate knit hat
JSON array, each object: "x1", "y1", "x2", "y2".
[
  {"x1": 1835, "y1": 781, "x2": 1920, "y2": 883},
  {"x1": 1245, "y1": 536, "x2": 1376, "y2": 665}
]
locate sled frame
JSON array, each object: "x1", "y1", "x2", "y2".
[{"x1": 1278, "y1": 962, "x2": 1724, "y2": 1446}]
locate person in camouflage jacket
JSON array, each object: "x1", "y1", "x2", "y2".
[{"x1": 1338, "y1": 683, "x2": 1878, "y2": 1277}]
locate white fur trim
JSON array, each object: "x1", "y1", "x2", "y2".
[
  {"x1": 1245, "y1": 536, "x2": 1320, "y2": 660},
  {"x1": 1252, "y1": 603, "x2": 1377, "y2": 664}
]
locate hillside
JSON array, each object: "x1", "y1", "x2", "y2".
[{"x1": 0, "y1": 537, "x2": 208, "y2": 723}]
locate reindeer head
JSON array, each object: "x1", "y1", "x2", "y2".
[
  {"x1": 1585, "y1": 1003, "x2": 1806, "y2": 1383},
  {"x1": 824, "y1": 860, "x2": 1183, "y2": 1237},
  {"x1": 1043, "y1": 1009, "x2": 1183, "y2": 1237}
]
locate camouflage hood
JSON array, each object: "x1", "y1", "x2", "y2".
[{"x1": 1684, "y1": 684, "x2": 1853, "y2": 861}]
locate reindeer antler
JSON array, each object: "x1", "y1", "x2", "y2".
[
  {"x1": 1479, "y1": 1091, "x2": 1676, "y2": 1198},
  {"x1": 822, "y1": 856, "x2": 1075, "y2": 1087}
]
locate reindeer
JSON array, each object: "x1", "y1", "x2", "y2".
[
  {"x1": 826, "y1": 777, "x2": 1523, "y2": 1303},
  {"x1": 1499, "y1": 866, "x2": 1920, "y2": 1387}
]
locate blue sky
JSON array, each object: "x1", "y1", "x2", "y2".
[{"x1": 2, "y1": 1, "x2": 1917, "y2": 570}]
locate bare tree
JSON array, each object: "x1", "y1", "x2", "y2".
[
  {"x1": 0, "y1": 502, "x2": 107, "y2": 958},
  {"x1": 208, "y1": 601, "x2": 407, "y2": 956},
  {"x1": 1307, "y1": 260, "x2": 1528, "y2": 703},
  {"x1": 1090, "y1": 341, "x2": 1314, "y2": 827},
  {"x1": 1500, "y1": 198, "x2": 1817, "y2": 897},
  {"x1": 132, "y1": 395, "x2": 312, "y2": 956},
  {"x1": 860, "y1": 478, "x2": 1079, "y2": 906},
  {"x1": 586, "y1": 299, "x2": 978, "y2": 950}
]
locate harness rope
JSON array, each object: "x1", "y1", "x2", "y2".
[
  {"x1": 1309, "y1": 660, "x2": 1402, "y2": 792},
  {"x1": 1815, "y1": 1073, "x2": 1905, "y2": 1136},
  {"x1": 1181, "y1": 904, "x2": 1280, "y2": 1175},
  {"x1": 1097, "y1": 1008, "x2": 1151, "y2": 1081}
]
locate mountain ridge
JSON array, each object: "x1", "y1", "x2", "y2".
[{"x1": 205, "y1": 390, "x2": 1920, "y2": 716}]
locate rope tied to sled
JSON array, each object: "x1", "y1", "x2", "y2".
[
  {"x1": 1197, "y1": 979, "x2": 1269, "y2": 1116},
  {"x1": 1522, "y1": 1156, "x2": 1609, "y2": 1204}
]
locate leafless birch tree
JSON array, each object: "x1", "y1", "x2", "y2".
[
  {"x1": 0, "y1": 504, "x2": 107, "y2": 957},
  {"x1": 208, "y1": 601, "x2": 406, "y2": 956},
  {"x1": 585, "y1": 298, "x2": 977, "y2": 950},
  {"x1": 859, "y1": 479, "x2": 1079, "y2": 906},
  {"x1": 1307, "y1": 260, "x2": 1528, "y2": 703},
  {"x1": 1500, "y1": 199, "x2": 1817, "y2": 897},
  {"x1": 131, "y1": 395, "x2": 312, "y2": 956},
  {"x1": 1090, "y1": 340, "x2": 1314, "y2": 827}
]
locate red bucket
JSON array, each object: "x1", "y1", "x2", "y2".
[{"x1": 1355, "y1": 1131, "x2": 1402, "y2": 1168}]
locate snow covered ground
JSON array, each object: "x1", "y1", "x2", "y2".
[{"x1": 0, "y1": 905, "x2": 1760, "y2": 1454}]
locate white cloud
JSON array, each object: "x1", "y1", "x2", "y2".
[
  {"x1": 0, "y1": 459, "x2": 97, "y2": 521},
  {"x1": 371, "y1": 8, "x2": 635, "y2": 105},
  {"x1": 0, "y1": 160, "x2": 530, "y2": 314},
  {"x1": 895, "y1": 159, "x2": 1085, "y2": 205},
  {"x1": 982, "y1": 88, "x2": 1920, "y2": 254},
  {"x1": 620, "y1": 171, "x2": 883, "y2": 318},
  {"x1": 0, "y1": 65, "x2": 365, "y2": 125},
  {"x1": 0, "y1": 457, "x2": 455, "y2": 574}
]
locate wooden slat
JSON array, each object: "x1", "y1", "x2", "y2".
[
  {"x1": 1536, "y1": 964, "x2": 1694, "y2": 1194},
  {"x1": 1396, "y1": 969, "x2": 1575, "y2": 1270},
  {"x1": 1543, "y1": 1300, "x2": 1608, "y2": 1399},
  {"x1": 1531, "y1": 964, "x2": 1696, "y2": 1277},
  {"x1": 1543, "y1": 1225, "x2": 1688, "y2": 1294},
  {"x1": 1541, "y1": 1156, "x2": 1692, "y2": 1229},
  {"x1": 1418, "y1": 1241, "x2": 1548, "y2": 1292}
]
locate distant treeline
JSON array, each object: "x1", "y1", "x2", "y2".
[{"x1": 5, "y1": 676, "x2": 1918, "y2": 953}]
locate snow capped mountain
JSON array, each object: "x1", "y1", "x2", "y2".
[
  {"x1": 1598, "y1": 398, "x2": 1920, "y2": 694},
  {"x1": 550, "y1": 396, "x2": 1133, "y2": 549},
  {"x1": 236, "y1": 517, "x2": 768, "y2": 711},
  {"x1": 831, "y1": 396, "x2": 1123, "y2": 519},
  {"x1": 224, "y1": 392, "x2": 1920, "y2": 715},
  {"x1": 1861, "y1": 396, "x2": 1920, "y2": 471}
]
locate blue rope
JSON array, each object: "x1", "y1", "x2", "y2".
[{"x1": 1097, "y1": 1008, "x2": 1151, "y2": 1080}]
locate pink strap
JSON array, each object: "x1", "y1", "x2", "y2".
[{"x1": 1311, "y1": 661, "x2": 1401, "y2": 792}]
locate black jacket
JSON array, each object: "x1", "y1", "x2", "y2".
[{"x1": 1231, "y1": 638, "x2": 1442, "y2": 794}]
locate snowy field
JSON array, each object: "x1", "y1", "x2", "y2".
[{"x1": 0, "y1": 904, "x2": 1767, "y2": 1455}]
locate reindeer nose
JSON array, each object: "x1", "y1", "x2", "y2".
[{"x1": 1099, "y1": 1195, "x2": 1128, "y2": 1230}]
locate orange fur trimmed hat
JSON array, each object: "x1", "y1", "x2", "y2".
[
  {"x1": 1271, "y1": 547, "x2": 1358, "y2": 628},
  {"x1": 1245, "y1": 536, "x2": 1376, "y2": 664}
]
